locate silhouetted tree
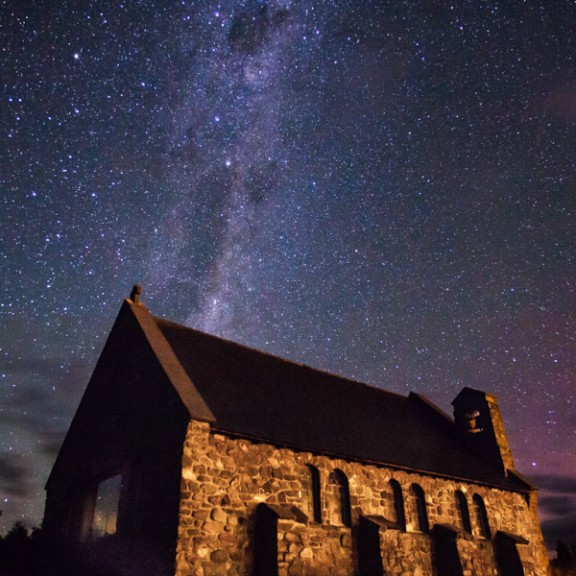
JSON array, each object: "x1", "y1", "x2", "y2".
[
  {"x1": 1, "y1": 524, "x2": 79, "y2": 576},
  {"x1": 557, "y1": 540, "x2": 574, "y2": 569},
  {"x1": 552, "y1": 539, "x2": 576, "y2": 576},
  {"x1": 0, "y1": 522, "x2": 34, "y2": 575}
]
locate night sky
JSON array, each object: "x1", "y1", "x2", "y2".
[{"x1": 1, "y1": 0, "x2": 575, "y2": 549}]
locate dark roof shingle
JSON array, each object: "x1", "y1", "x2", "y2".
[{"x1": 151, "y1": 314, "x2": 528, "y2": 492}]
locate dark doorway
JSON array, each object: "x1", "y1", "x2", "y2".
[
  {"x1": 253, "y1": 504, "x2": 279, "y2": 576},
  {"x1": 431, "y1": 525, "x2": 464, "y2": 576},
  {"x1": 495, "y1": 532, "x2": 525, "y2": 576},
  {"x1": 357, "y1": 517, "x2": 385, "y2": 576}
]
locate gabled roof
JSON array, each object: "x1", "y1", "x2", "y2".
[{"x1": 127, "y1": 300, "x2": 529, "y2": 492}]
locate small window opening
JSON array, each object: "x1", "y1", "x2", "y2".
[
  {"x1": 455, "y1": 490, "x2": 472, "y2": 533},
  {"x1": 410, "y1": 483, "x2": 429, "y2": 533},
  {"x1": 306, "y1": 465, "x2": 322, "y2": 523},
  {"x1": 473, "y1": 494, "x2": 491, "y2": 539},
  {"x1": 332, "y1": 469, "x2": 351, "y2": 527},
  {"x1": 390, "y1": 479, "x2": 406, "y2": 531}
]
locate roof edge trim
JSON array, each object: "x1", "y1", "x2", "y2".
[{"x1": 126, "y1": 300, "x2": 215, "y2": 423}]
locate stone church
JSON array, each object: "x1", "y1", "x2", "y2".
[{"x1": 43, "y1": 287, "x2": 550, "y2": 576}]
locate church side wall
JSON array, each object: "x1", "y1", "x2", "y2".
[{"x1": 175, "y1": 420, "x2": 549, "y2": 576}]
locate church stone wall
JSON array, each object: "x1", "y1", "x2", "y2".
[{"x1": 175, "y1": 420, "x2": 549, "y2": 576}]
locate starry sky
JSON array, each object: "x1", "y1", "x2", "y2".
[{"x1": 1, "y1": 0, "x2": 575, "y2": 549}]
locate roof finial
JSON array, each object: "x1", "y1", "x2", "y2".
[{"x1": 130, "y1": 284, "x2": 142, "y2": 305}]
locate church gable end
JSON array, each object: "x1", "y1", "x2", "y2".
[{"x1": 43, "y1": 298, "x2": 194, "y2": 575}]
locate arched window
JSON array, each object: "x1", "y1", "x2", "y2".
[
  {"x1": 455, "y1": 490, "x2": 472, "y2": 533},
  {"x1": 331, "y1": 469, "x2": 351, "y2": 527},
  {"x1": 472, "y1": 494, "x2": 491, "y2": 539},
  {"x1": 306, "y1": 465, "x2": 322, "y2": 523},
  {"x1": 390, "y1": 479, "x2": 406, "y2": 531},
  {"x1": 409, "y1": 484, "x2": 429, "y2": 533}
]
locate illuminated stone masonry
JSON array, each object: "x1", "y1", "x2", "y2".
[{"x1": 176, "y1": 421, "x2": 549, "y2": 576}]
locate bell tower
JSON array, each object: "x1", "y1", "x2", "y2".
[{"x1": 452, "y1": 387, "x2": 515, "y2": 476}]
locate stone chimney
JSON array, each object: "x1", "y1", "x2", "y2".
[{"x1": 452, "y1": 387, "x2": 515, "y2": 476}]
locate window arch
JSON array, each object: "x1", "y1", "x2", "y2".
[
  {"x1": 455, "y1": 490, "x2": 472, "y2": 533},
  {"x1": 330, "y1": 469, "x2": 351, "y2": 527},
  {"x1": 409, "y1": 484, "x2": 429, "y2": 533},
  {"x1": 306, "y1": 464, "x2": 322, "y2": 523},
  {"x1": 472, "y1": 494, "x2": 491, "y2": 539},
  {"x1": 390, "y1": 479, "x2": 406, "y2": 531}
]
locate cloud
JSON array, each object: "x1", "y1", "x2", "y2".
[
  {"x1": 532, "y1": 474, "x2": 576, "y2": 495},
  {"x1": 539, "y1": 495, "x2": 576, "y2": 517},
  {"x1": 1, "y1": 354, "x2": 89, "y2": 439},
  {"x1": 530, "y1": 473, "x2": 576, "y2": 549},
  {"x1": 540, "y1": 516, "x2": 576, "y2": 549},
  {"x1": 0, "y1": 453, "x2": 31, "y2": 498}
]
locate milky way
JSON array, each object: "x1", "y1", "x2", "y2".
[{"x1": 1, "y1": 1, "x2": 575, "y2": 548}]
